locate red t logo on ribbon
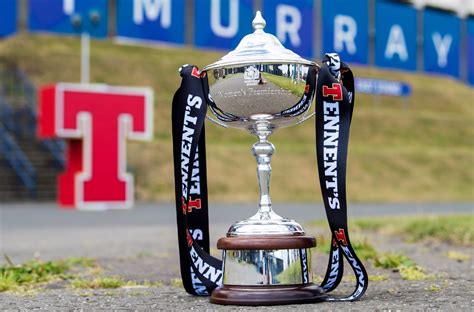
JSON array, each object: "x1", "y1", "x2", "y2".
[
  {"x1": 334, "y1": 228, "x2": 348, "y2": 246},
  {"x1": 38, "y1": 84, "x2": 153, "y2": 210},
  {"x1": 322, "y1": 83, "x2": 343, "y2": 101}
]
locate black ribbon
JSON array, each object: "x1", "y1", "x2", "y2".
[
  {"x1": 172, "y1": 66, "x2": 222, "y2": 296},
  {"x1": 316, "y1": 54, "x2": 368, "y2": 300},
  {"x1": 172, "y1": 55, "x2": 368, "y2": 301}
]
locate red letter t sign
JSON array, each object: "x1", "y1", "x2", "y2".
[{"x1": 38, "y1": 84, "x2": 153, "y2": 210}]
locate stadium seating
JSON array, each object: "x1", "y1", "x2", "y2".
[{"x1": 0, "y1": 69, "x2": 64, "y2": 200}]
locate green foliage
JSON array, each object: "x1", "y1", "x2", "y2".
[
  {"x1": 374, "y1": 252, "x2": 415, "y2": 269},
  {"x1": 427, "y1": 284, "x2": 441, "y2": 292},
  {"x1": 141, "y1": 280, "x2": 164, "y2": 287},
  {"x1": 352, "y1": 239, "x2": 379, "y2": 261},
  {"x1": 0, "y1": 256, "x2": 101, "y2": 292},
  {"x1": 71, "y1": 277, "x2": 124, "y2": 289},
  {"x1": 316, "y1": 235, "x2": 332, "y2": 254},
  {"x1": 0, "y1": 257, "x2": 72, "y2": 292},
  {"x1": 71, "y1": 278, "x2": 164, "y2": 290},
  {"x1": 352, "y1": 219, "x2": 386, "y2": 231},
  {"x1": 399, "y1": 265, "x2": 431, "y2": 281},
  {"x1": 352, "y1": 215, "x2": 474, "y2": 246},
  {"x1": 373, "y1": 252, "x2": 431, "y2": 281},
  {"x1": 403, "y1": 215, "x2": 473, "y2": 245},
  {"x1": 446, "y1": 251, "x2": 470, "y2": 262},
  {"x1": 369, "y1": 275, "x2": 389, "y2": 282},
  {"x1": 64, "y1": 257, "x2": 97, "y2": 268},
  {"x1": 170, "y1": 278, "x2": 183, "y2": 288},
  {"x1": 1, "y1": 256, "x2": 167, "y2": 293}
]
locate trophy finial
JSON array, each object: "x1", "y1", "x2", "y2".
[
  {"x1": 203, "y1": 8, "x2": 315, "y2": 73},
  {"x1": 252, "y1": 11, "x2": 266, "y2": 32}
]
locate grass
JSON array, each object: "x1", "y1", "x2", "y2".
[
  {"x1": 446, "y1": 251, "x2": 471, "y2": 262},
  {"x1": 0, "y1": 256, "x2": 95, "y2": 292},
  {"x1": 427, "y1": 284, "x2": 442, "y2": 292},
  {"x1": 352, "y1": 239, "x2": 379, "y2": 261},
  {"x1": 399, "y1": 265, "x2": 431, "y2": 281},
  {"x1": 317, "y1": 237, "x2": 431, "y2": 281},
  {"x1": 309, "y1": 214, "x2": 474, "y2": 249},
  {"x1": 0, "y1": 256, "x2": 164, "y2": 293},
  {"x1": 65, "y1": 257, "x2": 97, "y2": 268},
  {"x1": 307, "y1": 215, "x2": 469, "y2": 281},
  {"x1": 71, "y1": 277, "x2": 125, "y2": 289},
  {"x1": 0, "y1": 34, "x2": 473, "y2": 202},
  {"x1": 374, "y1": 252, "x2": 415, "y2": 269},
  {"x1": 370, "y1": 274, "x2": 389, "y2": 282},
  {"x1": 71, "y1": 278, "x2": 164, "y2": 290},
  {"x1": 352, "y1": 214, "x2": 474, "y2": 246},
  {"x1": 170, "y1": 278, "x2": 183, "y2": 288}
]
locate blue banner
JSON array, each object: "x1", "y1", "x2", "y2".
[
  {"x1": 116, "y1": 0, "x2": 185, "y2": 44},
  {"x1": 28, "y1": 0, "x2": 108, "y2": 38},
  {"x1": 423, "y1": 9, "x2": 460, "y2": 77},
  {"x1": 375, "y1": 1, "x2": 416, "y2": 71},
  {"x1": 262, "y1": 0, "x2": 313, "y2": 58},
  {"x1": 467, "y1": 18, "x2": 474, "y2": 86},
  {"x1": 194, "y1": 0, "x2": 254, "y2": 50},
  {"x1": 322, "y1": 0, "x2": 368, "y2": 64},
  {"x1": 0, "y1": 0, "x2": 17, "y2": 37},
  {"x1": 355, "y1": 78, "x2": 411, "y2": 97}
]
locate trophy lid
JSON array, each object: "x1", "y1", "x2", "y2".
[{"x1": 203, "y1": 11, "x2": 315, "y2": 71}]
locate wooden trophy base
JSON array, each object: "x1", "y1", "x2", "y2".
[
  {"x1": 210, "y1": 235, "x2": 326, "y2": 305},
  {"x1": 210, "y1": 284, "x2": 326, "y2": 306}
]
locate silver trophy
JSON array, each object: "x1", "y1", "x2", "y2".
[{"x1": 202, "y1": 12, "x2": 324, "y2": 304}]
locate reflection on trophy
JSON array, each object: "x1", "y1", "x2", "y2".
[{"x1": 202, "y1": 11, "x2": 325, "y2": 305}]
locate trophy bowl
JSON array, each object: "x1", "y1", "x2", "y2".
[
  {"x1": 203, "y1": 11, "x2": 318, "y2": 133},
  {"x1": 205, "y1": 62, "x2": 316, "y2": 131},
  {"x1": 203, "y1": 12, "x2": 325, "y2": 305}
]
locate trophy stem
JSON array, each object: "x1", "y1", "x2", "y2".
[
  {"x1": 226, "y1": 118, "x2": 305, "y2": 236},
  {"x1": 251, "y1": 121, "x2": 275, "y2": 219}
]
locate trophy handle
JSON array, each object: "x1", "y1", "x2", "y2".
[{"x1": 206, "y1": 115, "x2": 229, "y2": 128}]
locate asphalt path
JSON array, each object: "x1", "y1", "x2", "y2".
[
  {"x1": 1, "y1": 202, "x2": 471, "y2": 262},
  {"x1": 2, "y1": 201, "x2": 472, "y2": 230}
]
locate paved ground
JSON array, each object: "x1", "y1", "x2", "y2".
[{"x1": 1, "y1": 202, "x2": 473, "y2": 311}]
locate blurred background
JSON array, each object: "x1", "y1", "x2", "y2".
[{"x1": 0, "y1": 0, "x2": 472, "y2": 204}]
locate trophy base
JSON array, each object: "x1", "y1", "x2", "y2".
[
  {"x1": 211, "y1": 235, "x2": 323, "y2": 306},
  {"x1": 227, "y1": 212, "x2": 305, "y2": 236},
  {"x1": 210, "y1": 284, "x2": 326, "y2": 306}
]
